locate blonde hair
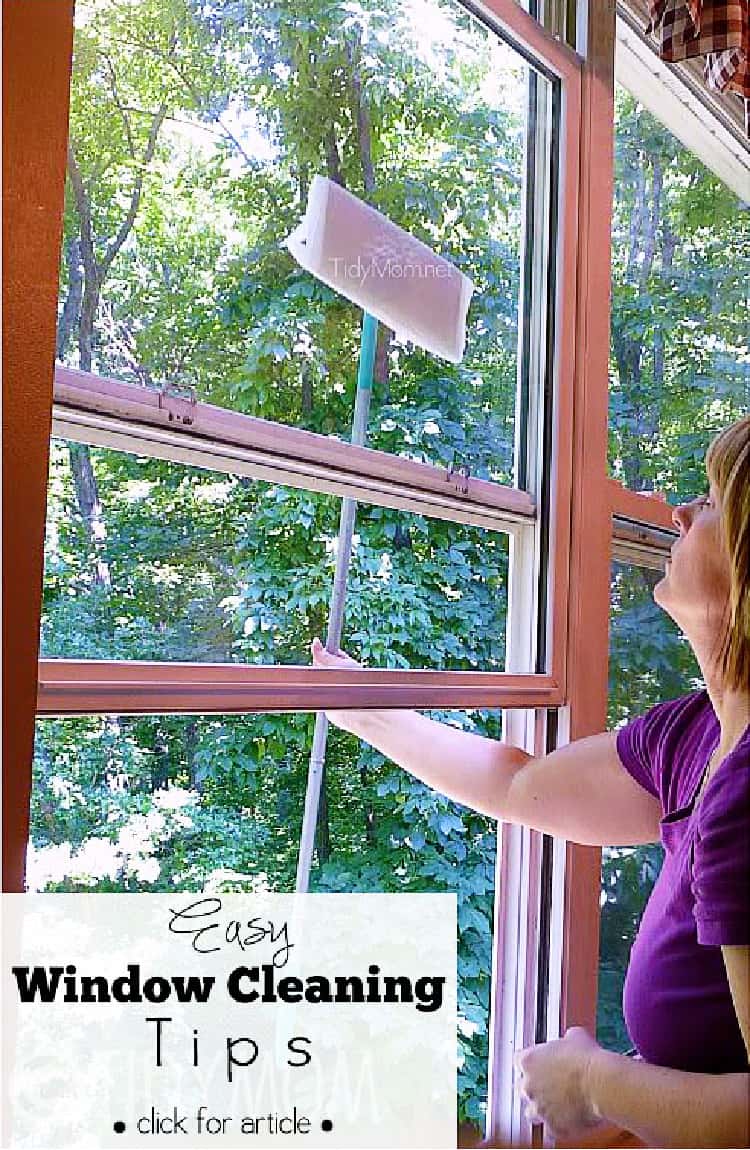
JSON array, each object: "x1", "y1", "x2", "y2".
[{"x1": 706, "y1": 414, "x2": 750, "y2": 691}]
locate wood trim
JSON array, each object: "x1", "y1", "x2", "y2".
[
  {"x1": 485, "y1": 18, "x2": 583, "y2": 1146},
  {"x1": 557, "y1": 1123, "x2": 646, "y2": 1149},
  {"x1": 546, "y1": 49, "x2": 582, "y2": 695},
  {"x1": 2, "y1": 0, "x2": 75, "y2": 892},
  {"x1": 36, "y1": 659, "x2": 562, "y2": 715},
  {"x1": 607, "y1": 477, "x2": 677, "y2": 530},
  {"x1": 559, "y1": 0, "x2": 617, "y2": 1039},
  {"x1": 470, "y1": 0, "x2": 583, "y2": 80}
]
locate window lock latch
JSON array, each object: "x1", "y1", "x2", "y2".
[
  {"x1": 446, "y1": 461, "x2": 470, "y2": 495},
  {"x1": 158, "y1": 383, "x2": 197, "y2": 426}
]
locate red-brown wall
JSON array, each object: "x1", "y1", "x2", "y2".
[{"x1": 2, "y1": 0, "x2": 75, "y2": 890}]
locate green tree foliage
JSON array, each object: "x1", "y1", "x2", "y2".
[{"x1": 608, "y1": 89, "x2": 749, "y2": 499}]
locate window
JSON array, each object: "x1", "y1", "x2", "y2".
[
  {"x1": 608, "y1": 83, "x2": 750, "y2": 501},
  {"x1": 31, "y1": 0, "x2": 584, "y2": 1143},
  {"x1": 48, "y1": 0, "x2": 580, "y2": 697}
]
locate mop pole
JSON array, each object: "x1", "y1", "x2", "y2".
[{"x1": 295, "y1": 311, "x2": 379, "y2": 892}]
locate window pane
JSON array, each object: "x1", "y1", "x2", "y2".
[
  {"x1": 597, "y1": 560, "x2": 702, "y2": 1052},
  {"x1": 42, "y1": 439, "x2": 508, "y2": 667},
  {"x1": 30, "y1": 707, "x2": 500, "y2": 1127},
  {"x1": 609, "y1": 85, "x2": 749, "y2": 500},
  {"x1": 59, "y1": 0, "x2": 557, "y2": 489}
]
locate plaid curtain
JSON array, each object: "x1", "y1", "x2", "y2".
[{"x1": 646, "y1": 0, "x2": 749, "y2": 134}]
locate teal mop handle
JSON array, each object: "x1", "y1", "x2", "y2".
[
  {"x1": 323, "y1": 311, "x2": 378, "y2": 646},
  {"x1": 296, "y1": 313, "x2": 379, "y2": 892},
  {"x1": 355, "y1": 311, "x2": 378, "y2": 392}
]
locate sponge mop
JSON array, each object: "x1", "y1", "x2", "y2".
[
  {"x1": 285, "y1": 174, "x2": 474, "y2": 363},
  {"x1": 283, "y1": 176, "x2": 475, "y2": 891}
]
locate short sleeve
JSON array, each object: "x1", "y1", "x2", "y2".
[
  {"x1": 693, "y1": 761, "x2": 750, "y2": 947},
  {"x1": 615, "y1": 698, "x2": 682, "y2": 802}
]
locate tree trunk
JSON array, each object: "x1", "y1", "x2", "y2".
[
  {"x1": 78, "y1": 275, "x2": 100, "y2": 375},
  {"x1": 639, "y1": 156, "x2": 661, "y2": 288},
  {"x1": 301, "y1": 362, "x2": 313, "y2": 419},
  {"x1": 626, "y1": 160, "x2": 647, "y2": 281},
  {"x1": 640, "y1": 157, "x2": 662, "y2": 447},
  {"x1": 150, "y1": 727, "x2": 171, "y2": 792},
  {"x1": 616, "y1": 152, "x2": 653, "y2": 490},
  {"x1": 68, "y1": 442, "x2": 111, "y2": 587},
  {"x1": 56, "y1": 236, "x2": 84, "y2": 361},
  {"x1": 325, "y1": 127, "x2": 343, "y2": 186},
  {"x1": 185, "y1": 721, "x2": 202, "y2": 793},
  {"x1": 374, "y1": 324, "x2": 392, "y2": 403},
  {"x1": 64, "y1": 104, "x2": 166, "y2": 585},
  {"x1": 615, "y1": 336, "x2": 644, "y2": 490},
  {"x1": 359, "y1": 762, "x2": 377, "y2": 846},
  {"x1": 299, "y1": 159, "x2": 309, "y2": 208},
  {"x1": 315, "y1": 763, "x2": 331, "y2": 864},
  {"x1": 345, "y1": 31, "x2": 376, "y2": 197},
  {"x1": 66, "y1": 149, "x2": 112, "y2": 585},
  {"x1": 653, "y1": 194, "x2": 676, "y2": 399}
]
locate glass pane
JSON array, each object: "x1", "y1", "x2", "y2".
[
  {"x1": 42, "y1": 439, "x2": 508, "y2": 667},
  {"x1": 597, "y1": 560, "x2": 703, "y2": 1052},
  {"x1": 608, "y1": 84, "x2": 749, "y2": 500},
  {"x1": 30, "y1": 707, "x2": 501, "y2": 1128},
  {"x1": 58, "y1": 0, "x2": 557, "y2": 488}
]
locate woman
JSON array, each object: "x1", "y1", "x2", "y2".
[{"x1": 311, "y1": 415, "x2": 750, "y2": 1148}]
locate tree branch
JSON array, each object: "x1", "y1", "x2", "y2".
[
  {"x1": 67, "y1": 142, "x2": 99, "y2": 284},
  {"x1": 102, "y1": 101, "x2": 169, "y2": 271},
  {"x1": 345, "y1": 32, "x2": 376, "y2": 196},
  {"x1": 101, "y1": 52, "x2": 136, "y2": 159}
]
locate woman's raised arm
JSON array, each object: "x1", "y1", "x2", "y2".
[{"x1": 311, "y1": 639, "x2": 661, "y2": 846}]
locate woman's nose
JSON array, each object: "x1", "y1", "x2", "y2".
[{"x1": 672, "y1": 497, "x2": 704, "y2": 532}]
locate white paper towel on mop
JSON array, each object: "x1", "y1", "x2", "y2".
[{"x1": 283, "y1": 175, "x2": 475, "y2": 364}]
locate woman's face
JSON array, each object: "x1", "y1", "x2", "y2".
[{"x1": 654, "y1": 481, "x2": 731, "y2": 638}]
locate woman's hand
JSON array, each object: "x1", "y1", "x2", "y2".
[
  {"x1": 310, "y1": 636, "x2": 367, "y2": 734},
  {"x1": 513, "y1": 1026, "x2": 604, "y2": 1139},
  {"x1": 310, "y1": 636, "x2": 363, "y2": 672}
]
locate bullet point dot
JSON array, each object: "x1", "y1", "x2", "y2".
[
  {"x1": 321, "y1": 1119, "x2": 333, "y2": 1132},
  {"x1": 113, "y1": 1121, "x2": 126, "y2": 1134}
]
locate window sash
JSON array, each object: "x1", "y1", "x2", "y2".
[
  {"x1": 36, "y1": 659, "x2": 562, "y2": 715},
  {"x1": 53, "y1": 366, "x2": 537, "y2": 530},
  {"x1": 46, "y1": 0, "x2": 584, "y2": 705},
  {"x1": 608, "y1": 477, "x2": 678, "y2": 531},
  {"x1": 609, "y1": 478, "x2": 678, "y2": 568}
]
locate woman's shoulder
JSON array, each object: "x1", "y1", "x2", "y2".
[
  {"x1": 616, "y1": 689, "x2": 717, "y2": 807},
  {"x1": 626, "y1": 687, "x2": 715, "y2": 748}
]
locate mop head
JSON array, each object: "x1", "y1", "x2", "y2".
[{"x1": 283, "y1": 175, "x2": 475, "y2": 364}]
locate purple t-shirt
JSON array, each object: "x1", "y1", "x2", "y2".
[{"x1": 616, "y1": 689, "x2": 750, "y2": 1074}]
